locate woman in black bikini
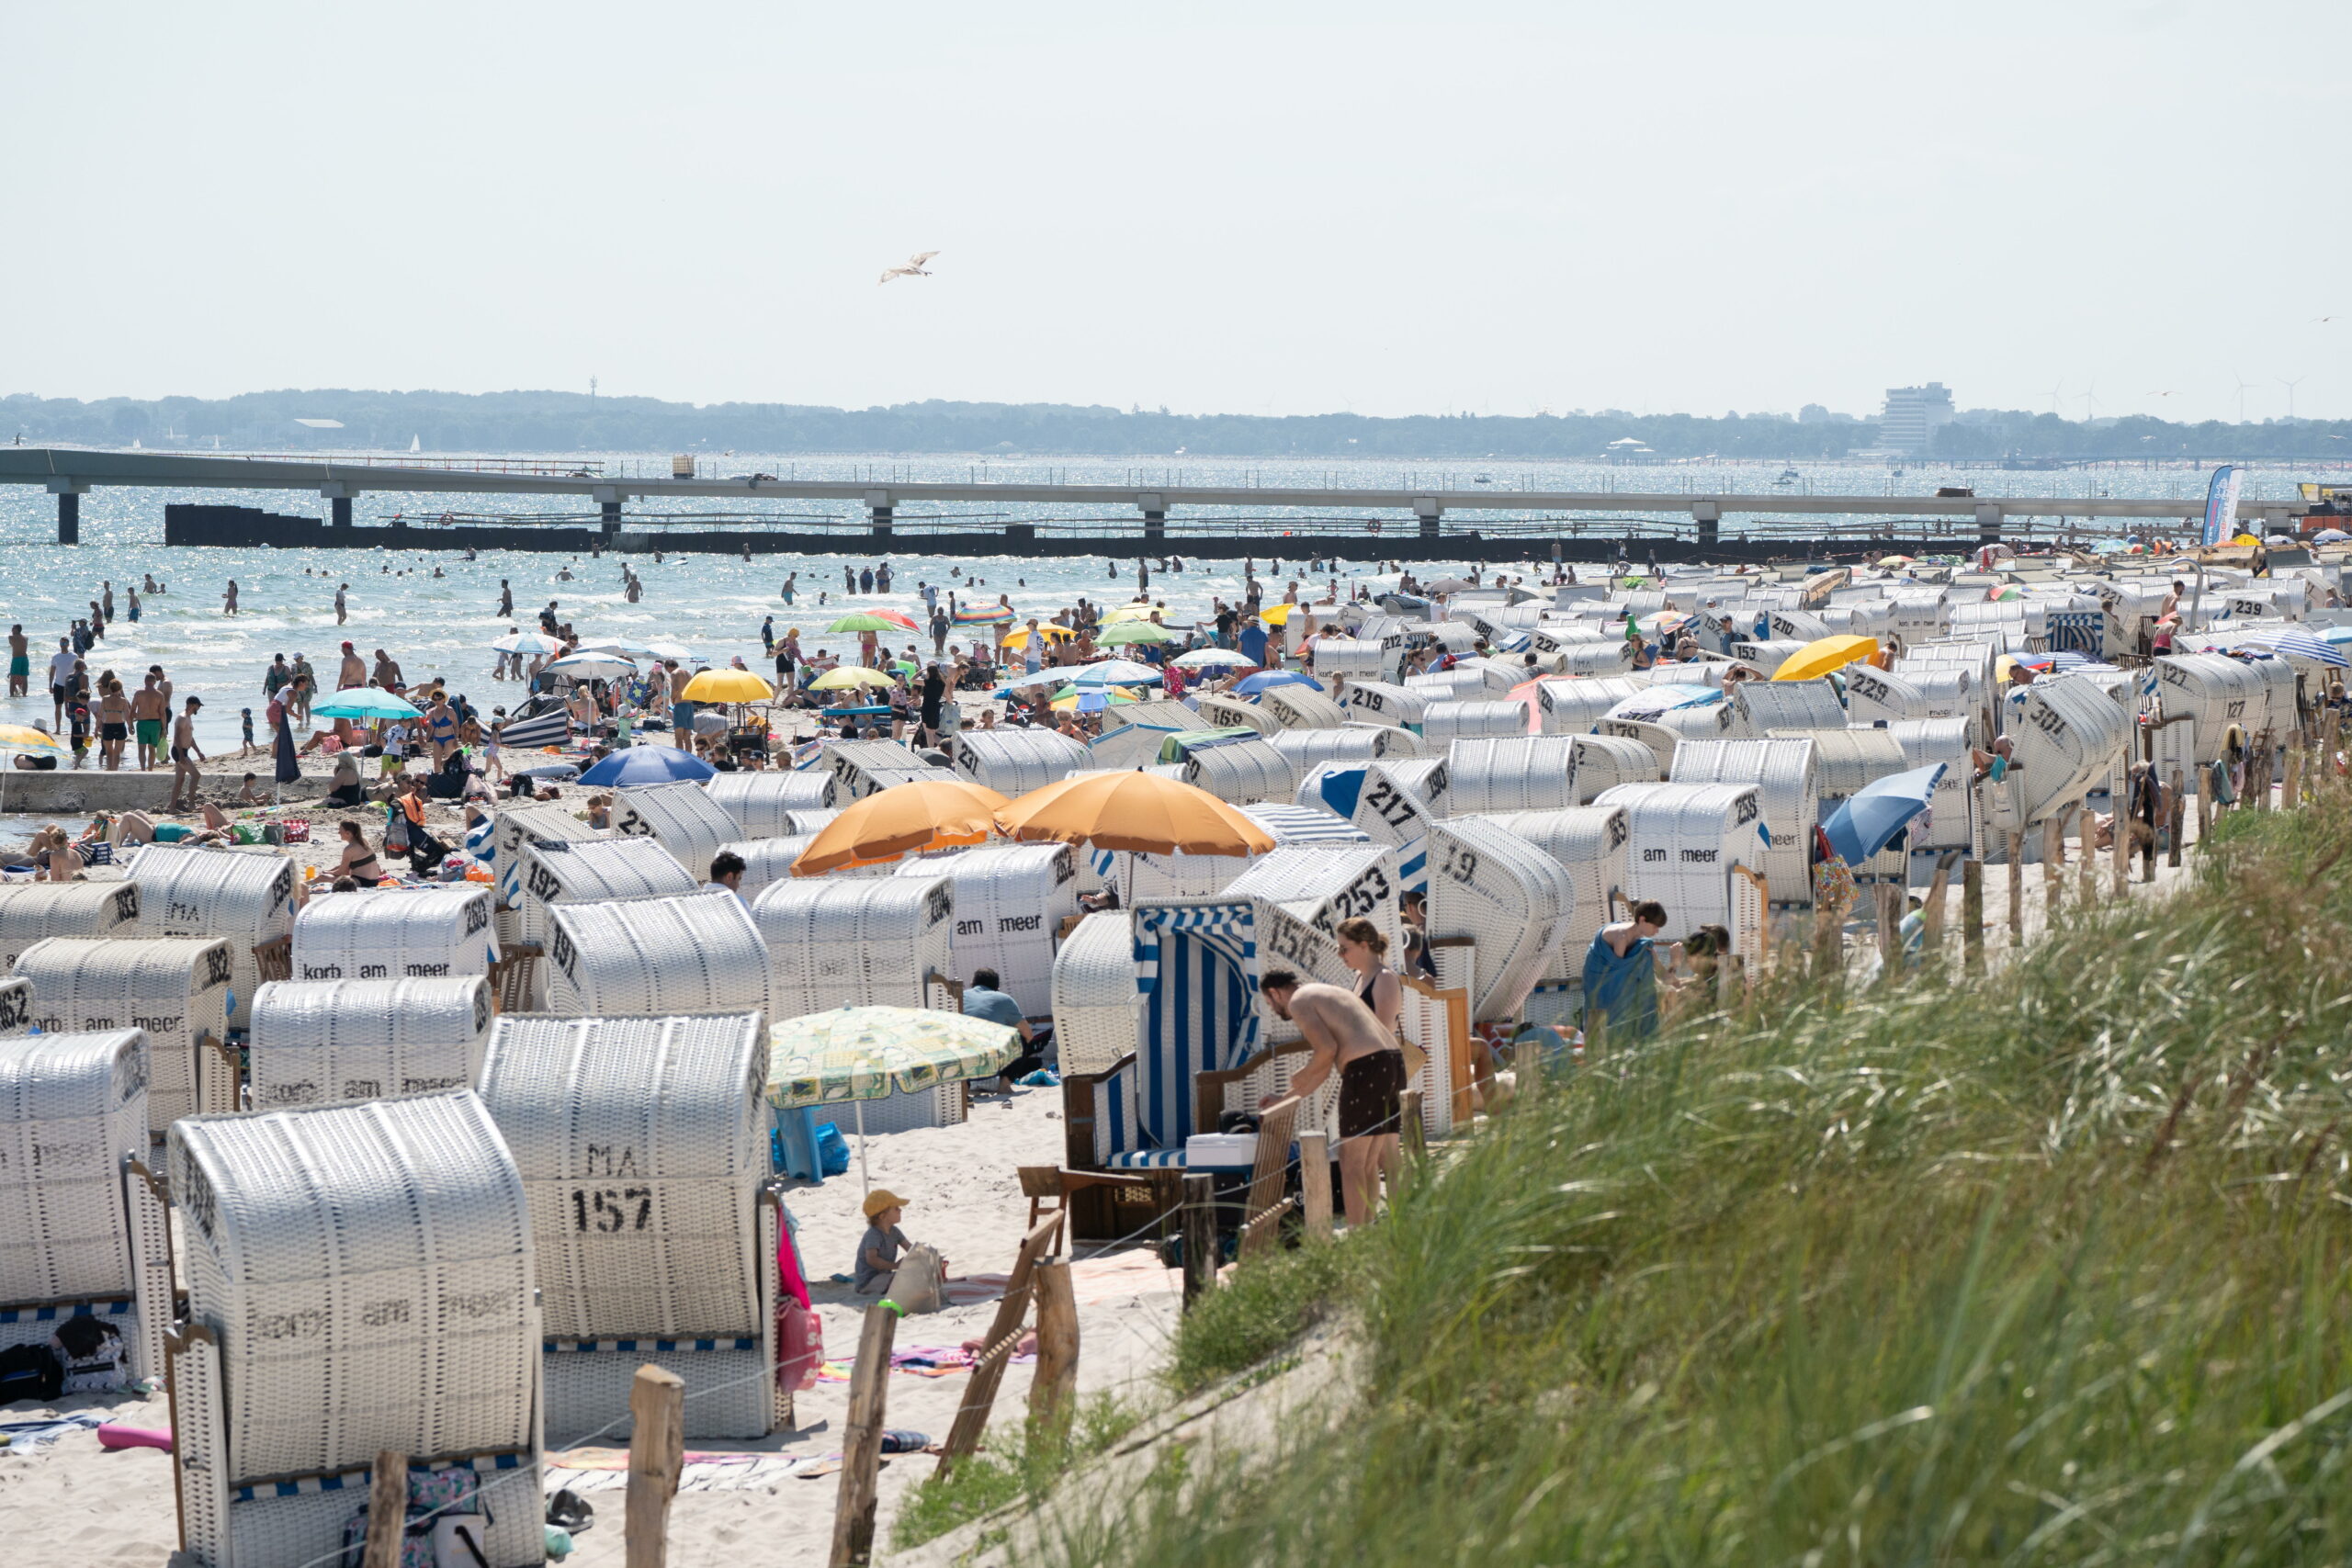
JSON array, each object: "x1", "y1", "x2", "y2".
[
  {"x1": 1335, "y1": 917, "x2": 1402, "y2": 1037},
  {"x1": 334, "y1": 820, "x2": 387, "y2": 886}
]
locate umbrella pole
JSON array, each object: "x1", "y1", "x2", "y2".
[{"x1": 855, "y1": 1095, "x2": 870, "y2": 1198}]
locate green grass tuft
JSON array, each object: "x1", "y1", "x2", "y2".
[
  {"x1": 1023, "y1": 788, "x2": 2352, "y2": 1568},
  {"x1": 892, "y1": 1395, "x2": 1144, "y2": 1551}
]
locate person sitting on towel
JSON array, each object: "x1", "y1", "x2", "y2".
[
  {"x1": 1259, "y1": 968, "x2": 1406, "y2": 1230},
  {"x1": 1582, "y1": 899, "x2": 1671, "y2": 1044},
  {"x1": 961, "y1": 967, "x2": 1044, "y2": 1089}
]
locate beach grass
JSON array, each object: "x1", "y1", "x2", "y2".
[
  {"x1": 1068, "y1": 784, "x2": 2352, "y2": 1567},
  {"x1": 894, "y1": 1394, "x2": 1145, "y2": 1551}
]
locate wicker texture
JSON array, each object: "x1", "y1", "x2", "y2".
[
  {"x1": 820, "y1": 738, "x2": 935, "y2": 800},
  {"x1": 613, "y1": 779, "x2": 741, "y2": 880},
  {"x1": 1733, "y1": 678, "x2": 1848, "y2": 734},
  {"x1": 1477, "y1": 805, "x2": 1633, "y2": 969},
  {"x1": 1590, "y1": 719, "x2": 1680, "y2": 777},
  {"x1": 293, "y1": 886, "x2": 500, "y2": 983},
  {"x1": 704, "y1": 770, "x2": 838, "y2": 838},
  {"x1": 0, "y1": 1029, "x2": 146, "y2": 1303},
  {"x1": 492, "y1": 802, "x2": 605, "y2": 914},
  {"x1": 897, "y1": 844, "x2": 1077, "y2": 1016},
  {"x1": 1444, "y1": 736, "x2": 1581, "y2": 816},
  {"x1": 1339, "y1": 759, "x2": 1451, "y2": 894},
  {"x1": 478, "y1": 1011, "x2": 766, "y2": 1340},
  {"x1": 16, "y1": 936, "x2": 233, "y2": 1132},
  {"x1": 752, "y1": 875, "x2": 956, "y2": 1018},
  {"x1": 2155, "y1": 653, "x2": 2274, "y2": 761},
  {"x1": 544, "y1": 889, "x2": 769, "y2": 1018},
  {"x1": 1421, "y1": 818, "x2": 1579, "y2": 1021},
  {"x1": 167, "y1": 1089, "x2": 537, "y2": 1485},
  {"x1": 1402, "y1": 670, "x2": 1491, "y2": 704},
  {"x1": 1770, "y1": 728, "x2": 1912, "y2": 878},
  {"x1": 247, "y1": 977, "x2": 494, "y2": 1109},
  {"x1": 1335, "y1": 679, "x2": 1430, "y2": 728},
  {"x1": 0, "y1": 974, "x2": 29, "y2": 1034},
  {"x1": 1182, "y1": 738, "x2": 1300, "y2": 805},
  {"x1": 1051, "y1": 912, "x2": 1143, "y2": 1077},
  {"x1": 1593, "y1": 782, "x2": 1767, "y2": 943},
  {"x1": 1420, "y1": 698, "x2": 1532, "y2": 744},
  {"x1": 1225, "y1": 845, "x2": 1402, "y2": 1057},
  {"x1": 1546, "y1": 642, "x2": 1640, "y2": 678},
  {"x1": 724, "y1": 835, "x2": 815, "y2": 898},
  {"x1": 1310, "y1": 637, "x2": 1396, "y2": 680},
  {"x1": 1668, "y1": 738, "x2": 1819, "y2": 900},
  {"x1": 951, "y1": 728, "x2": 1087, "y2": 796},
  {"x1": 517, "y1": 836, "x2": 699, "y2": 947},
  {"x1": 1238, "y1": 803, "x2": 1371, "y2": 848},
  {"x1": 1569, "y1": 732, "x2": 1665, "y2": 800},
  {"x1": 129, "y1": 847, "x2": 298, "y2": 1029},
  {"x1": 2006, "y1": 673, "x2": 2134, "y2": 825},
  {"x1": 1881, "y1": 718, "x2": 1979, "y2": 854},
  {"x1": 0, "y1": 882, "x2": 141, "y2": 971},
  {"x1": 1256, "y1": 685, "x2": 1349, "y2": 731},
  {"x1": 1266, "y1": 728, "x2": 1407, "y2": 774}
]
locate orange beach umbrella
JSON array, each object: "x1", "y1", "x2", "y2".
[
  {"x1": 994, "y1": 772, "x2": 1275, "y2": 857},
  {"x1": 794, "y1": 778, "x2": 1011, "y2": 875}
]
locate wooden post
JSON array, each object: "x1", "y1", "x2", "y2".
[
  {"x1": 1962, "y1": 858, "x2": 1984, "y2": 976},
  {"x1": 1028, "y1": 1260, "x2": 1079, "y2": 1430},
  {"x1": 1181, "y1": 1173, "x2": 1216, "y2": 1308},
  {"x1": 2041, "y1": 817, "x2": 2064, "y2": 925},
  {"x1": 1399, "y1": 1088, "x2": 1426, "y2": 1160},
  {"x1": 828, "y1": 1307, "x2": 898, "y2": 1568},
  {"x1": 1511, "y1": 1036, "x2": 1543, "y2": 1101},
  {"x1": 2075, "y1": 807, "x2": 2096, "y2": 906},
  {"x1": 1809, "y1": 902, "x2": 1842, "y2": 984},
  {"x1": 2285, "y1": 742, "x2": 2303, "y2": 810},
  {"x1": 362, "y1": 1451, "x2": 408, "y2": 1568},
  {"x1": 627, "y1": 1366, "x2": 685, "y2": 1568},
  {"x1": 2112, "y1": 778, "x2": 2131, "y2": 896},
  {"x1": 937, "y1": 1215, "x2": 1060, "y2": 1470},
  {"x1": 1297, "y1": 1132, "x2": 1333, "y2": 1239},
  {"x1": 1874, "y1": 883, "x2": 1900, "y2": 970},
  {"x1": 2168, "y1": 768, "x2": 2186, "y2": 868},
  {"x1": 2005, "y1": 831, "x2": 2024, "y2": 942}
]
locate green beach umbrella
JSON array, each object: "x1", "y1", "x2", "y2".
[
  {"x1": 1096, "y1": 621, "x2": 1173, "y2": 646},
  {"x1": 828, "y1": 613, "x2": 903, "y2": 634}
]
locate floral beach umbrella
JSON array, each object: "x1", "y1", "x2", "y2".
[{"x1": 767, "y1": 1006, "x2": 1023, "y2": 1190}]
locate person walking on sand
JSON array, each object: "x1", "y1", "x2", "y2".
[
  {"x1": 6, "y1": 625, "x2": 26, "y2": 698},
  {"x1": 337, "y1": 641, "x2": 366, "y2": 691},
  {"x1": 167, "y1": 696, "x2": 206, "y2": 811},
  {"x1": 1260, "y1": 969, "x2": 1406, "y2": 1228},
  {"x1": 130, "y1": 671, "x2": 167, "y2": 771},
  {"x1": 222, "y1": 579, "x2": 239, "y2": 615}
]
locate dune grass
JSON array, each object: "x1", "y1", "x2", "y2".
[{"x1": 1048, "y1": 787, "x2": 2352, "y2": 1568}]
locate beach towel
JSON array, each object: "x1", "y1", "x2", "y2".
[{"x1": 1580, "y1": 931, "x2": 1658, "y2": 1041}]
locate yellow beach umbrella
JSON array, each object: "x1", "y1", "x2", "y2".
[
  {"x1": 1772, "y1": 635, "x2": 1879, "y2": 682},
  {"x1": 1259, "y1": 604, "x2": 1302, "y2": 626},
  {"x1": 996, "y1": 772, "x2": 1276, "y2": 856},
  {"x1": 1102, "y1": 604, "x2": 1159, "y2": 624},
  {"x1": 0, "y1": 725, "x2": 65, "y2": 755},
  {"x1": 795, "y1": 777, "x2": 1011, "y2": 874},
  {"x1": 681, "y1": 668, "x2": 775, "y2": 703},
  {"x1": 808, "y1": 666, "x2": 898, "y2": 692},
  {"x1": 1000, "y1": 625, "x2": 1079, "y2": 649}
]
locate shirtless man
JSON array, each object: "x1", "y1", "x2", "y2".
[
  {"x1": 6, "y1": 625, "x2": 26, "y2": 697},
  {"x1": 336, "y1": 641, "x2": 367, "y2": 691},
  {"x1": 373, "y1": 649, "x2": 404, "y2": 693},
  {"x1": 1259, "y1": 969, "x2": 1407, "y2": 1228},
  {"x1": 130, "y1": 671, "x2": 167, "y2": 771},
  {"x1": 168, "y1": 696, "x2": 206, "y2": 812},
  {"x1": 334, "y1": 582, "x2": 349, "y2": 625}
]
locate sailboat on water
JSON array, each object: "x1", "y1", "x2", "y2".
[{"x1": 410, "y1": 434, "x2": 421, "y2": 453}]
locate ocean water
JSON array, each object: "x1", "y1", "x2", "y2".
[{"x1": 0, "y1": 449, "x2": 2331, "y2": 758}]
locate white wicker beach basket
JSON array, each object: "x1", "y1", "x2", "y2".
[
  {"x1": 516, "y1": 836, "x2": 700, "y2": 950},
  {"x1": 722, "y1": 835, "x2": 815, "y2": 898},
  {"x1": 1442, "y1": 736, "x2": 1579, "y2": 816},
  {"x1": 952, "y1": 728, "x2": 1088, "y2": 796},
  {"x1": 1532, "y1": 676, "x2": 1652, "y2": 735},
  {"x1": 752, "y1": 875, "x2": 956, "y2": 1018},
  {"x1": 613, "y1": 779, "x2": 741, "y2": 880},
  {"x1": 1335, "y1": 679, "x2": 1431, "y2": 729},
  {"x1": 1592, "y1": 782, "x2": 1767, "y2": 943},
  {"x1": 1193, "y1": 694, "x2": 1278, "y2": 736},
  {"x1": 542, "y1": 889, "x2": 768, "y2": 1019},
  {"x1": 0, "y1": 1027, "x2": 147, "y2": 1305},
  {"x1": 1668, "y1": 737, "x2": 1819, "y2": 902},
  {"x1": 1049, "y1": 912, "x2": 1142, "y2": 1077},
  {"x1": 492, "y1": 801, "x2": 604, "y2": 918},
  {"x1": 1310, "y1": 637, "x2": 1396, "y2": 682},
  {"x1": 897, "y1": 844, "x2": 1077, "y2": 1017},
  {"x1": 704, "y1": 769, "x2": 838, "y2": 838},
  {"x1": 1733, "y1": 677, "x2": 1847, "y2": 734},
  {"x1": 1477, "y1": 806, "x2": 1632, "y2": 975},
  {"x1": 2003, "y1": 673, "x2": 2133, "y2": 826},
  {"x1": 16, "y1": 936, "x2": 234, "y2": 1133},
  {"x1": 1266, "y1": 727, "x2": 1414, "y2": 775},
  {"x1": 1773, "y1": 727, "x2": 1912, "y2": 878},
  {"x1": 0, "y1": 881, "x2": 141, "y2": 971},
  {"x1": 2154, "y1": 653, "x2": 2271, "y2": 761},
  {"x1": 247, "y1": 977, "x2": 493, "y2": 1110},
  {"x1": 1420, "y1": 817, "x2": 1578, "y2": 1022},
  {"x1": 478, "y1": 1010, "x2": 779, "y2": 1442},
  {"x1": 128, "y1": 847, "x2": 297, "y2": 1030},
  {"x1": 1882, "y1": 717, "x2": 1979, "y2": 856},
  {"x1": 293, "y1": 886, "x2": 500, "y2": 983},
  {"x1": 1256, "y1": 685, "x2": 1348, "y2": 731},
  {"x1": 822, "y1": 738, "x2": 936, "y2": 800},
  {"x1": 166, "y1": 1090, "x2": 540, "y2": 1568},
  {"x1": 1182, "y1": 738, "x2": 1300, "y2": 805}
]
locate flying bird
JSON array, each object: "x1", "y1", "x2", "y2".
[
  {"x1": 2315, "y1": 316, "x2": 2338, "y2": 323},
  {"x1": 879, "y1": 251, "x2": 939, "y2": 286}
]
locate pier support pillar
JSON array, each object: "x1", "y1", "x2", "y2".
[
  {"x1": 865, "y1": 488, "x2": 893, "y2": 539},
  {"x1": 1139, "y1": 492, "x2": 1165, "y2": 544},
  {"x1": 1414, "y1": 496, "x2": 1442, "y2": 541},
  {"x1": 46, "y1": 479, "x2": 85, "y2": 545},
  {"x1": 322, "y1": 481, "x2": 355, "y2": 535},
  {"x1": 1976, "y1": 502, "x2": 2002, "y2": 545},
  {"x1": 1691, "y1": 500, "x2": 1720, "y2": 552},
  {"x1": 591, "y1": 484, "x2": 623, "y2": 538}
]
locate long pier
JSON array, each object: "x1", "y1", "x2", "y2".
[{"x1": 0, "y1": 447, "x2": 2296, "y2": 562}]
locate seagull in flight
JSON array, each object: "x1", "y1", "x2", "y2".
[
  {"x1": 2315, "y1": 316, "x2": 2338, "y2": 323},
  {"x1": 879, "y1": 251, "x2": 939, "y2": 286}
]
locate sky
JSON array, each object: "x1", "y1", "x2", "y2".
[{"x1": 5, "y1": 0, "x2": 2347, "y2": 426}]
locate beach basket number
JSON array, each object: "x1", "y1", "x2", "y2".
[{"x1": 569, "y1": 1188, "x2": 654, "y2": 1233}]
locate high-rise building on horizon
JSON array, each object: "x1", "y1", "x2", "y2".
[{"x1": 1880, "y1": 383, "x2": 1955, "y2": 456}]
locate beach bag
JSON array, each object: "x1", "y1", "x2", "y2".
[
  {"x1": 0, "y1": 1342, "x2": 63, "y2": 1405},
  {"x1": 777, "y1": 1303, "x2": 824, "y2": 1392},
  {"x1": 813, "y1": 1122, "x2": 853, "y2": 1178},
  {"x1": 892, "y1": 1244, "x2": 947, "y2": 1314},
  {"x1": 338, "y1": 1465, "x2": 492, "y2": 1568},
  {"x1": 283, "y1": 818, "x2": 311, "y2": 843},
  {"x1": 385, "y1": 804, "x2": 412, "y2": 854},
  {"x1": 51, "y1": 1315, "x2": 127, "y2": 1393}
]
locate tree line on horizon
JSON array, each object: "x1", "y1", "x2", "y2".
[{"x1": 6, "y1": 388, "x2": 2347, "y2": 463}]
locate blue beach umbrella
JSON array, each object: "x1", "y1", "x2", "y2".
[
  {"x1": 1820, "y1": 762, "x2": 1946, "y2": 866},
  {"x1": 2248, "y1": 629, "x2": 2350, "y2": 669},
  {"x1": 578, "y1": 744, "x2": 716, "y2": 787},
  {"x1": 1234, "y1": 670, "x2": 1324, "y2": 696}
]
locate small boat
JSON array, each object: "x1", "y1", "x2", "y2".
[{"x1": 1773, "y1": 468, "x2": 1801, "y2": 487}]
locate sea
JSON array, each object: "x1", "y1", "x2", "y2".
[{"x1": 0, "y1": 449, "x2": 2333, "y2": 773}]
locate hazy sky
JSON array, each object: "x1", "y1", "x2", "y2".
[{"x1": 6, "y1": 0, "x2": 2346, "y2": 425}]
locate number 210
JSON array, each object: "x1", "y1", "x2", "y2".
[{"x1": 571, "y1": 1188, "x2": 652, "y2": 1232}]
